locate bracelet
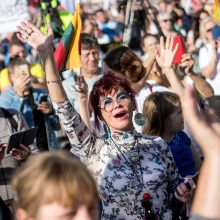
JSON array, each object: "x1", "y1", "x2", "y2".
[{"x1": 46, "y1": 79, "x2": 62, "y2": 84}]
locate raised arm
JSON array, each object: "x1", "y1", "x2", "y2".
[
  {"x1": 16, "y1": 21, "x2": 67, "y2": 103},
  {"x1": 16, "y1": 21, "x2": 95, "y2": 158},
  {"x1": 182, "y1": 84, "x2": 220, "y2": 219},
  {"x1": 180, "y1": 54, "x2": 214, "y2": 98},
  {"x1": 156, "y1": 36, "x2": 184, "y2": 98}
]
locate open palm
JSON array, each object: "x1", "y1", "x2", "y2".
[
  {"x1": 16, "y1": 21, "x2": 54, "y2": 52},
  {"x1": 156, "y1": 36, "x2": 178, "y2": 69}
]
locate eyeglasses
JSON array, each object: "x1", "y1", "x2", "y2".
[{"x1": 99, "y1": 91, "x2": 132, "y2": 112}]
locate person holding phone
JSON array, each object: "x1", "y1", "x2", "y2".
[
  {"x1": 0, "y1": 107, "x2": 37, "y2": 210},
  {"x1": 0, "y1": 57, "x2": 60, "y2": 151}
]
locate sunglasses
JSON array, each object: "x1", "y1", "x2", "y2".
[
  {"x1": 163, "y1": 19, "x2": 171, "y2": 23},
  {"x1": 206, "y1": 28, "x2": 212, "y2": 32},
  {"x1": 99, "y1": 91, "x2": 132, "y2": 112}
]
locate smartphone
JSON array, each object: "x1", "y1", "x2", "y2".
[
  {"x1": 14, "y1": 64, "x2": 30, "y2": 78},
  {"x1": 172, "y1": 35, "x2": 186, "y2": 65},
  {"x1": 211, "y1": 26, "x2": 220, "y2": 40},
  {"x1": 7, "y1": 127, "x2": 38, "y2": 153}
]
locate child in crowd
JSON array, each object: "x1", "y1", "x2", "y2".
[
  {"x1": 143, "y1": 91, "x2": 202, "y2": 178},
  {"x1": 12, "y1": 152, "x2": 99, "y2": 220}
]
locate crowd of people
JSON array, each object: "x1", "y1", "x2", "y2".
[{"x1": 0, "y1": 0, "x2": 219, "y2": 219}]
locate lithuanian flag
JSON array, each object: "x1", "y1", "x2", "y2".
[
  {"x1": 214, "y1": 0, "x2": 220, "y2": 22},
  {"x1": 54, "y1": 0, "x2": 81, "y2": 72}
]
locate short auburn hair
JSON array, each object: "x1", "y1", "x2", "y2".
[{"x1": 89, "y1": 73, "x2": 136, "y2": 129}]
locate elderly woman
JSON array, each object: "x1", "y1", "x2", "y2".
[{"x1": 16, "y1": 21, "x2": 195, "y2": 219}]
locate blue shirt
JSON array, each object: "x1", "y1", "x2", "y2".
[{"x1": 167, "y1": 131, "x2": 197, "y2": 178}]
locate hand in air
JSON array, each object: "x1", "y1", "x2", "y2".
[
  {"x1": 16, "y1": 21, "x2": 54, "y2": 52},
  {"x1": 156, "y1": 35, "x2": 179, "y2": 69},
  {"x1": 72, "y1": 75, "x2": 88, "y2": 101},
  {"x1": 182, "y1": 84, "x2": 220, "y2": 157},
  {"x1": 178, "y1": 54, "x2": 194, "y2": 75}
]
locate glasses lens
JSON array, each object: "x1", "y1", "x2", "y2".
[
  {"x1": 99, "y1": 91, "x2": 131, "y2": 112},
  {"x1": 117, "y1": 91, "x2": 131, "y2": 103},
  {"x1": 100, "y1": 97, "x2": 113, "y2": 112}
]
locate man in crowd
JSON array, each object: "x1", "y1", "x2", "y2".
[
  {"x1": 0, "y1": 40, "x2": 47, "y2": 93},
  {"x1": 62, "y1": 33, "x2": 102, "y2": 112},
  {"x1": 0, "y1": 107, "x2": 37, "y2": 213},
  {"x1": 0, "y1": 57, "x2": 60, "y2": 151}
]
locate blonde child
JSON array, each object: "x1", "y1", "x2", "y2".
[
  {"x1": 12, "y1": 152, "x2": 99, "y2": 220},
  {"x1": 143, "y1": 91, "x2": 201, "y2": 178}
]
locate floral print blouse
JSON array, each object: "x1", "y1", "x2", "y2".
[{"x1": 54, "y1": 100, "x2": 180, "y2": 220}]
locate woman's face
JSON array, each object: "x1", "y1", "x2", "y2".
[
  {"x1": 205, "y1": 21, "x2": 216, "y2": 41},
  {"x1": 17, "y1": 202, "x2": 98, "y2": 220},
  {"x1": 99, "y1": 89, "x2": 135, "y2": 132}
]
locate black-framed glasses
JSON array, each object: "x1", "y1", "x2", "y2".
[{"x1": 99, "y1": 91, "x2": 132, "y2": 112}]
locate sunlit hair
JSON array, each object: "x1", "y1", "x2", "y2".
[
  {"x1": 8, "y1": 57, "x2": 29, "y2": 75},
  {"x1": 12, "y1": 152, "x2": 99, "y2": 218},
  {"x1": 90, "y1": 73, "x2": 136, "y2": 129},
  {"x1": 103, "y1": 46, "x2": 146, "y2": 83},
  {"x1": 143, "y1": 92, "x2": 181, "y2": 136}
]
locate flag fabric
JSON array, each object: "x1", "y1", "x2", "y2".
[
  {"x1": 54, "y1": 0, "x2": 81, "y2": 72},
  {"x1": 214, "y1": 0, "x2": 220, "y2": 22}
]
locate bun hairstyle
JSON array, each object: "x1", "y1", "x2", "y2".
[{"x1": 103, "y1": 46, "x2": 146, "y2": 83}]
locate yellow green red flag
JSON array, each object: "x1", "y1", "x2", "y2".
[
  {"x1": 214, "y1": 0, "x2": 220, "y2": 22},
  {"x1": 54, "y1": 0, "x2": 81, "y2": 72}
]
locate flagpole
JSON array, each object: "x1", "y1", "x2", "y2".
[{"x1": 122, "y1": 0, "x2": 134, "y2": 46}]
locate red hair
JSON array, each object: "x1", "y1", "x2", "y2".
[{"x1": 89, "y1": 73, "x2": 136, "y2": 129}]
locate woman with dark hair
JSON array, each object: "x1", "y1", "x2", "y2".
[{"x1": 16, "y1": 21, "x2": 195, "y2": 219}]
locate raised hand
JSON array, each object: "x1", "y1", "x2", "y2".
[
  {"x1": 182, "y1": 84, "x2": 220, "y2": 156},
  {"x1": 16, "y1": 21, "x2": 54, "y2": 52},
  {"x1": 72, "y1": 75, "x2": 88, "y2": 101},
  {"x1": 156, "y1": 35, "x2": 179, "y2": 69},
  {"x1": 179, "y1": 53, "x2": 194, "y2": 75}
]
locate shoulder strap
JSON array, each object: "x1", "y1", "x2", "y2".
[{"x1": 0, "y1": 108, "x2": 18, "y2": 131}]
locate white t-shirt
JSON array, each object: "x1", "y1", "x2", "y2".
[
  {"x1": 134, "y1": 82, "x2": 169, "y2": 132},
  {"x1": 199, "y1": 44, "x2": 220, "y2": 95}
]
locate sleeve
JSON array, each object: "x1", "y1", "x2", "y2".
[
  {"x1": 53, "y1": 99, "x2": 97, "y2": 159},
  {"x1": 153, "y1": 137, "x2": 181, "y2": 192}
]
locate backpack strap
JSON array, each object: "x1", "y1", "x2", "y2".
[{"x1": 0, "y1": 108, "x2": 18, "y2": 132}]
